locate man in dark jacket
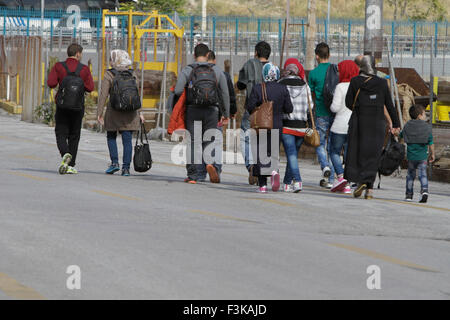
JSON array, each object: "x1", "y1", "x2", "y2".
[
  {"x1": 237, "y1": 41, "x2": 271, "y2": 184},
  {"x1": 174, "y1": 44, "x2": 230, "y2": 184},
  {"x1": 196, "y1": 50, "x2": 234, "y2": 182},
  {"x1": 47, "y1": 43, "x2": 94, "y2": 175}
]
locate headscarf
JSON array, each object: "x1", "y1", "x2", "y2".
[
  {"x1": 338, "y1": 60, "x2": 359, "y2": 83},
  {"x1": 359, "y1": 55, "x2": 375, "y2": 76},
  {"x1": 262, "y1": 62, "x2": 280, "y2": 82},
  {"x1": 284, "y1": 57, "x2": 305, "y2": 80},
  {"x1": 110, "y1": 49, "x2": 132, "y2": 69}
]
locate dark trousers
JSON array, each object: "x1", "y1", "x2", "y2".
[
  {"x1": 185, "y1": 106, "x2": 219, "y2": 180},
  {"x1": 54, "y1": 107, "x2": 84, "y2": 167},
  {"x1": 252, "y1": 130, "x2": 280, "y2": 187}
]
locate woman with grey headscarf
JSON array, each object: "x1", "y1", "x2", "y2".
[
  {"x1": 97, "y1": 49, "x2": 144, "y2": 176},
  {"x1": 344, "y1": 55, "x2": 400, "y2": 199},
  {"x1": 247, "y1": 63, "x2": 293, "y2": 193}
]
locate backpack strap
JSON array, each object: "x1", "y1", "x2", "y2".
[
  {"x1": 186, "y1": 64, "x2": 196, "y2": 86},
  {"x1": 61, "y1": 62, "x2": 72, "y2": 75},
  {"x1": 108, "y1": 68, "x2": 118, "y2": 77},
  {"x1": 351, "y1": 76, "x2": 372, "y2": 111},
  {"x1": 61, "y1": 61, "x2": 83, "y2": 77},
  {"x1": 74, "y1": 62, "x2": 83, "y2": 76}
]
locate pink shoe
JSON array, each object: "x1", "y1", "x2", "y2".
[
  {"x1": 331, "y1": 177, "x2": 347, "y2": 192},
  {"x1": 271, "y1": 171, "x2": 280, "y2": 192},
  {"x1": 343, "y1": 185, "x2": 352, "y2": 194},
  {"x1": 258, "y1": 186, "x2": 268, "y2": 193}
]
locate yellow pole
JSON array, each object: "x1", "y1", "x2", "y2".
[
  {"x1": 42, "y1": 62, "x2": 45, "y2": 104},
  {"x1": 16, "y1": 74, "x2": 19, "y2": 105},
  {"x1": 134, "y1": 29, "x2": 141, "y2": 66},
  {"x1": 154, "y1": 16, "x2": 159, "y2": 61},
  {"x1": 128, "y1": 10, "x2": 133, "y2": 58},
  {"x1": 101, "y1": 10, "x2": 107, "y2": 80},
  {"x1": 432, "y1": 76, "x2": 438, "y2": 123}
]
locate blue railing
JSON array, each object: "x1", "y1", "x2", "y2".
[{"x1": 1, "y1": 8, "x2": 448, "y2": 58}]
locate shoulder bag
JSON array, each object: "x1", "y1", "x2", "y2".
[
  {"x1": 303, "y1": 84, "x2": 320, "y2": 147},
  {"x1": 250, "y1": 82, "x2": 273, "y2": 132},
  {"x1": 133, "y1": 123, "x2": 153, "y2": 172}
]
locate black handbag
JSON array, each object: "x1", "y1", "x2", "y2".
[{"x1": 133, "y1": 123, "x2": 152, "y2": 173}]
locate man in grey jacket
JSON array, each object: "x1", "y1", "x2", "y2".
[
  {"x1": 237, "y1": 41, "x2": 271, "y2": 184},
  {"x1": 174, "y1": 43, "x2": 230, "y2": 183}
]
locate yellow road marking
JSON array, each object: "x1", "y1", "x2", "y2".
[
  {"x1": 329, "y1": 243, "x2": 439, "y2": 273},
  {"x1": 301, "y1": 185, "x2": 449, "y2": 212},
  {"x1": 91, "y1": 189, "x2": 141, "y2": 201},
  {"x1": 244, "y1": 197, "x2": 295, "y2": 207},
  {"x1": 0, "y1": 135, "x2": 53, "y2": 146},
  {"x1": 154, "y1": 161, "x2": 185, "y2": 168},
  {"x1": 188, "y1": 210, "x2": 260, "y2": 224},
  {"x1": 13, "y1": 155, "x2": 44, "y2": 161},
  {"x1": 7, "y1": 171, "x2": 50, "y2": 181},
  {"x1": 375, "y1": 198, "x2": 450, "y2": 212},
  {"x1": 0, "y1": 273, "x2": 46, "y2": 300}
]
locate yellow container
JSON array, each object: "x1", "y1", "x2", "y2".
[{"x1": 437, "y1": 104, "x2": 450, "y2": 121}]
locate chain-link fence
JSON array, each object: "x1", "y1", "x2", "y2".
[{"x1": 1, "y1": 8, "x2": 449, "y2": 119}]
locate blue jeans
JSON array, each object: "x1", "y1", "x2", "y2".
[
  {"x1": 329, "y1": 132, "x2": 348, "y2": 177},
  {"x1": 281, "y1": 133, "x2": 304, "y2": 184},
  {"x1": 240, "y1": 110, "x2": 252, "y2": 171},
  {"x1": 406, "y1": 160, "x2": 428, "y2": 196},
  {"x1": 107, "y1": 131, "x2": 133, "y2": 169},
  {"x1": 315, "y1": 116, "x2": 335, "y2": 182}
]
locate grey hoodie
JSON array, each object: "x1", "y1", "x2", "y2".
[{"x1": 174, "y1": 62, "x2": 230, "y2": 118}]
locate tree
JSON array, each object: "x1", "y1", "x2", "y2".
[
  {"x1": 386, "y1": 0, "x2": 409, "y2": 21},
  {"x1": 386, "y1": 0, "x2": 447, "y2": 21},
  {"x1": 410, "y1": 0, "x2": 447, "y2": 21},
  {"x1": 120, "y1": 0, "x2": 187, "y2": 14}
]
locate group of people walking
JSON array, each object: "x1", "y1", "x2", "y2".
[{"x1": 47, "y1": 40, "x2": 435, "y2": 203}]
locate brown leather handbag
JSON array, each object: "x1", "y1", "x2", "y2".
[
  {"x1": 250, "y1": 82, "x2": 273, "y2": 131},
  {"x1": 304, "y1": 84, "x2": 320, "y2": 147}
]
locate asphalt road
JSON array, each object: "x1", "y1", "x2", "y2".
[{"x1": 0, "y1": 110, "x2": 449, "y2": 300}]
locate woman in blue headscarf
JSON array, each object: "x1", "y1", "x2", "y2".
[{"x1": 247, "y1": 63, "x2": 294, "y2": 193}]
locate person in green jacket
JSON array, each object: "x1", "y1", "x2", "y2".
[
  {"x1": 400, "y1": 105, "x2": 435, "y2": 203},
  {"x1": 308, "y1": 42, "x2": 335, "y2": 189}
]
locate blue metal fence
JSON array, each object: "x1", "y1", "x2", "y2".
[{"x1": 0, "y1": 8, "x2": 448, "y2": 57}]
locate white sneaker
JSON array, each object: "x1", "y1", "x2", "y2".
[
  {"x1": 320, "y1": 179, "x2": 332, "y2": 189},
  {"x1": 343, "y1": 185, "x2": 352, "y2": 194},
  {"x1": 322, "y1": 166, "x2": 331, "y2": 178},
  {"x1": 293, "y1": 182, "x2": 302, "y2": 193},
  {"x1": 283, "y1": 184, "x2": 293, "y2": 192},
  {"x1": 258, "y1": 186, "x2": 268, "y2": 193}
]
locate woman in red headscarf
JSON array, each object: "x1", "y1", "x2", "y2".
[
  {"x1": 329, "y1": 60, "x2": 360, "y2": 193},
  {"x1": 277, "y1": 58, "x2": 311, "y2": 193}
]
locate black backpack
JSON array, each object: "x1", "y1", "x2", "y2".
[
  {"x1": 323, "y1": 64, "x2": 339, "y2": 111},
  {"x1": 56, "y1": 62, "x2": 85, "y2": 111},
  {"x1": 377, "y1": 134, "x2": 406, "y2": 188},
  {"x1": 109, "y1": 69, "x2": 141, "y2": 112},
  {"x1": 186, "y1": 63, "x2": 220, "y2": 107}
]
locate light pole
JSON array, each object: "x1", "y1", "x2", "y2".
[
  {"x1": 202, "y1": 0, "x2": 207, "y2": 35},
  {"x1": 41, "y1": 0, "x2": 45, "y2": 36},
  {"x1": 364, "y1": 0, "x2": 383, "y2": 65},
  {"x1": 327, "y1": 0, "x2": 330, "y2": 42}
]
